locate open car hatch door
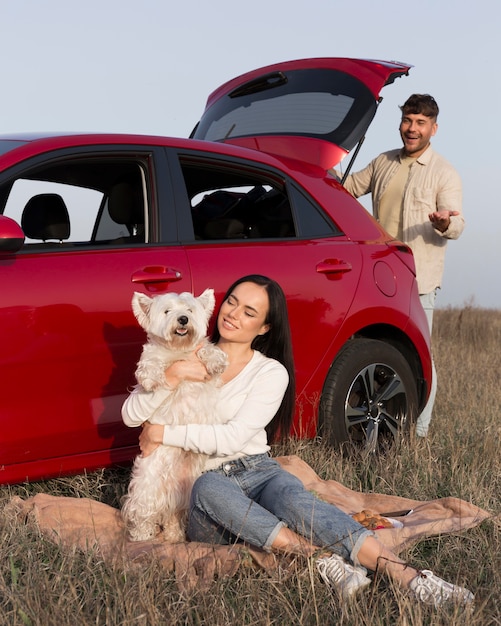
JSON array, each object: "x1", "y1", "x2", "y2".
[{"x1": 192, "y1": 57, "x2": 411, "y2": 170}]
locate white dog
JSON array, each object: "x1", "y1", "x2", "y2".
[{"x1": 121, "y1": 288, "x2": 228, "y2": 542}]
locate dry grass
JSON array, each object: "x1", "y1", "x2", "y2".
[{"x1": 1, "y1": 307, "x2": 500, "y2": 625}]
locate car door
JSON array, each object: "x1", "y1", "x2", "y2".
[
  {"x1": 191, "y1": 57, "x2": 411, "y2": 170},
  {"x1": 0, "y1": 144, "x2": 192, "y2": 480},
  {"x1": 166, "y1": 149, "x2": 363, "y2": 433}
]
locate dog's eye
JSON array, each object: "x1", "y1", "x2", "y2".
[
  {"x1": 164, "y1": 309, "x2": 170, "y2": 315},
  {"x1": 187, "y1": 308, "x2": 192, "y2": 313}
]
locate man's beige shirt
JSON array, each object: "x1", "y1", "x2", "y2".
[{"x1": 337, "y1": 146, "x2": 464, "y2": 294}]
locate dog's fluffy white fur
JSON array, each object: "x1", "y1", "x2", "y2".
[{"x1": 121, "y1": 288, "x2": 227, "y2": 542}]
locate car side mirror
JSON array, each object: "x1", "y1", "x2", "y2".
[{"x1": 0, "y1": 215, "x2": 25, "y2": 253}]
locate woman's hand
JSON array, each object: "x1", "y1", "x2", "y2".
[
  {"x1": 164, "y1": 347, "x2": 210, "y2": 388},
  {"x1": 139, "y1": 422, "x2": 164, "y2": 457},
  {"x1": 138, "y1": 348, "x2": 211, "y2": 456}
]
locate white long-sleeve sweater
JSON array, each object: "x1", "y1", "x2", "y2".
[{"x1": 121, "y1": 350, "x2": 289, "y2": 470}]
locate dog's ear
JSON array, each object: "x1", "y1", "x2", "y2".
[
  {"x1": 131, "y1": 292, "x2": 153, "y2": 329},
  {"x1": 197, "y1": 288, "x2": 216, "y2": 318}
]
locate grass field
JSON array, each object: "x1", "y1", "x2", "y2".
[{"x1": 1, "y1": 306, "x2": 500, "y2": 625}]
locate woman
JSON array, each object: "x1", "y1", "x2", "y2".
[{"x1": 122, "y1": 275, "x2": 473, "y2": 607}]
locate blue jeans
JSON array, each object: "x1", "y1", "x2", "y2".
[
  {"x1": 187, "y1": 453, "x2": 372, "y2": 564},
  {"x1": 416, "y1": 290, "x2": 438, "y2": 436}
]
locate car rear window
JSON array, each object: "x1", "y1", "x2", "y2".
[{"x1": 192, "y1": 69, "x2": 376, "y2": 153}]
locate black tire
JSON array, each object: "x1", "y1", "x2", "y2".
[{"x1": 319, "y1": 338, "x2": 418, "y2": 452}]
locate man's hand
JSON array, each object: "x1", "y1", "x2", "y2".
[{"x1": 429, "y1": 210, "x2": 459, "y2": 232}]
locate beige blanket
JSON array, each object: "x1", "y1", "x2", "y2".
[{"x1": 6, "y1": 455, "x2": 493, "y2": 590}]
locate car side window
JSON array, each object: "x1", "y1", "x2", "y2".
[
  {"x1": 179, "y1": 157, "x2": 339, "y2": 241},
  {"x1": 180, "y1": 159, "x2": 295, "y2": 241},
  {"x1": 288, "y1": 184, "x2": 340, "y2": 238},
  {"x1": 1, "y1": 158, "x2": 148, "y2": 248},
  {"x1": 191, "y1": 184, "x2": 295, "y2": 240}
]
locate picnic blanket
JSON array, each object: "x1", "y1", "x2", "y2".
[{"x1": 5, "y1": 455, "x2": 493, "y2": 590}]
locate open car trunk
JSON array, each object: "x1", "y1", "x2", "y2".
[{"x1": 192, "y1": 57, "x2": 411, "y2": 170}]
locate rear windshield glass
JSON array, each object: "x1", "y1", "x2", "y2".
[{"x1": 193, "y1": 69, "x2": 376, "y2": 152}]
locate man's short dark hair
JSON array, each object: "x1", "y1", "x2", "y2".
[{"x1": 400, "y1": 94, "x2": 439, "y2": 120}]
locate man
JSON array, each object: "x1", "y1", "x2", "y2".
[{"x1": 332, "y1": 94, "x2": 464, "y2": 436}]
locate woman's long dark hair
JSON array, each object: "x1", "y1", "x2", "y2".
[{"x1": 211, "y1": 275, "x2": 296, "y2": 443}]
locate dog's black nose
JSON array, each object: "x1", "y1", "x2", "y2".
[{"x1": 177, "y1": 315, "x2": 189, "y2": 326}]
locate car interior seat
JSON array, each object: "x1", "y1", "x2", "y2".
[
  {"x1": 191, "y1": 190, "x2": 245, "y2": 239},
  {"x1": 107, "y1": 180, "x2": 145, "y2": 243},
  {"x1": 21, "y1": 193, "x2": 71, "y2": 245}
]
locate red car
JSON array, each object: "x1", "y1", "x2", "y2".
[{"x1": 0, "y1": 58, "x2": 431, "y2": 485}]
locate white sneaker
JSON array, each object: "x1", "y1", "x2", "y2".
[
  {"x1": 409, "y1": 569, "x2": 474, "y2": 607},
  {"x1": 316, "y1": 553, "x2": 371, "y2": 599}
]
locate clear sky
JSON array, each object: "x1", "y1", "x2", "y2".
[{"x1": 1, "y1": 0, "x2": 499, "y2": 309}]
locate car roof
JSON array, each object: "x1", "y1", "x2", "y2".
[
  {"x1": 192, "y1": 57, "x2": 411, "y2": 169},
  {"x1": 0, "y1": 131, "x2": 313, "y2": 173}
]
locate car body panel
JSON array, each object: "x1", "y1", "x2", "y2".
[{"x1": 1, "y1": 247, "x2": 192, "y2": 467}]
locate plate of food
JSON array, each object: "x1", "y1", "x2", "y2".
[{"x1": 351, "y1": 509, "x2": 410, "y2": 530}]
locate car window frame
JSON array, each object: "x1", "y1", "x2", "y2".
[
  {"x1": 0, "y1": 144, "x2": 172, "y2": 251},
  {"x1": 165, "y1": 147, "x2": 342, "y2": 244}
]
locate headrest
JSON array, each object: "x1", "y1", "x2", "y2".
[
  {"x1": 108, "y1": 182, "x2": 144, "y2": 226},
  {"x1": 21, "y1": 194, "x2": 70, "y2": 241}
]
